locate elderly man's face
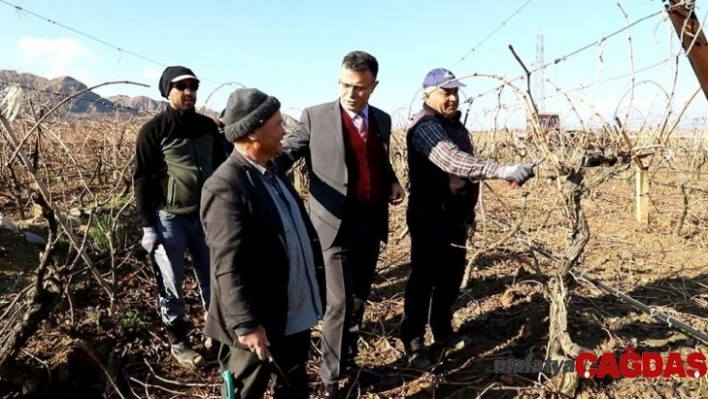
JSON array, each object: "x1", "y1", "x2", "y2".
[
  {"x1": 168, "y1": 79, "x2": 199, "y2": 111},
  {"x1": 252, "y1": 110, "x2": 286, "y2": 159},
  {"x1": 425, "y1": 87, "x2": 459, "y2": 118},
  {"x1": 338, "y1": 67, "x2": 378, "y2": 113}
]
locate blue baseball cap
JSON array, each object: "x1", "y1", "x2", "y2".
[{"x1": 423, "y1": 68, "x2": 466, "y2": 89}]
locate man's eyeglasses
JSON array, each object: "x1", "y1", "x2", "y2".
[
  {"x1": 173, "y1": 81, "x2": 199, "y2": 91},
  {"x1": 339, "y1": 80, "x2": 375, "y2": 93}
]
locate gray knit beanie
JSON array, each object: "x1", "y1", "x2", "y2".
[{"x1": 222, "y1": 88, "x2": 281, "y2": 142}]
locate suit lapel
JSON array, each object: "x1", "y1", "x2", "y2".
[
  {"x1": 230, "y1": 152, "x2": 288, "y2": 249},
  {"x1": 329, "y1": 100, "x2": 345, "y2": 158},
  {"x1": 370, "y1": 106, "x2": 389, "y2": 141},
  {"x1": 370, "y1": 107, "x2": 391, "y2": 155}
]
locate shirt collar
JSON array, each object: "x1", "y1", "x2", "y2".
[
  {"x1": 242, "y1": 154, "x2": 268, "y2": 175},
  {"x1": 340, "y1": 101, "x2": 369, "y2": 121}
]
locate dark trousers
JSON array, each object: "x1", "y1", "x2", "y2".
[
  {"x1": 222, "y1": 329, "x2": 311, "y2": 399},
  {"x1": 319, "y1": 215, "x2": 381, "y2": 384},
  {"x1": 400, "y1": 213, "x2": 469, "y2": 345}
]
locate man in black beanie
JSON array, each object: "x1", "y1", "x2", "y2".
[
  {"x1": 133, "y1": 65, "x2": 226, "y2": 368},
  {"x1": 201, "y1": 88, "x2": 325, "y2": 399}
]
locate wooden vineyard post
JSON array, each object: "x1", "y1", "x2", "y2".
[
  {"x1": 619, "y1": 128, "x2": 652, "y2": 225},
  {"x1": 664, "y1": 0, "x2": 708, "y2": 102},
  {"x1": 635, "y1": 165, "x2": 649, "y2": 224}
]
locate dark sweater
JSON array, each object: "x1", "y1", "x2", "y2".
[
  {"x1": 406, "y1": 110, "x2": 480, "y2": 223},
  {"x1": 133, "y1": 106, "x2": 226, "y2": 228}
]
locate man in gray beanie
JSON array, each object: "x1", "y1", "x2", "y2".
[
  {"x1": 133, "y1": 65, "x2": 226, "y2": 368},
  {"x1": 201, "y1": 88, "x2": 325, "y2": 399}
]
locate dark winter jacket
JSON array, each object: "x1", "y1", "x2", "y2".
[
  {"x1": 133, "y1": 106, "x2": 226, "y2": 227},
  {"x1": 200, "y1": 151, "x2": 326, "y2": 348}
]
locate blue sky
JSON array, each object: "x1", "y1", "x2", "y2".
[{"x1": 1, "y1": 0, "x2": 707, "y2": 129}]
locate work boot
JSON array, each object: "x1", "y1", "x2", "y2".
[
  {"x1": 318, "y1": 383, "x2": 340, "y2": 398},
  {"x1": 404, "y1": 338, "x2": 432, "y2": 370},
  {"x1": 165, "y1": 321, "x2": 204, "y2": 368},
  {"x1": 436, "y1": 332, "x2": 473, "y2": 353},
  {"x1": 203, "y1": 312, "x2": 213, "y2": 351},
  {"x1": 344, "y1": 367, "x2": 382, "y2": 389},
  {"x1": 171, "y1": 342, "x2": 204, "y2": 368}
]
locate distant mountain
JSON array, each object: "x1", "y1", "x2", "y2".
[
  {"x1": 0, "y1": 70, "x2": 215, "y2": 117},
  {"x1": 107, "y1": 94, "x2": 166, "y2": 114}
]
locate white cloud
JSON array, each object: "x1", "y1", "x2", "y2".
[
  {"x1": 16, "y1": 37, "x2": 99, "y2": 82},
  {"x1": 143, "y1": 67, "x2": 161, "y2": 81}
]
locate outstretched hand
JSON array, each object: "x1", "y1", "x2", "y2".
[
  {"x1": 389, "y1": 182, "x2": 406, "y2": 205},
  {"x1": 497, "y1": 163, "x2": 536, "y2": 187}
]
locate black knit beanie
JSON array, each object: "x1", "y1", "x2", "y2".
[
  {"x1": 222, "y1": 88, "x2": 281, "y2": 142},
  {"x1": 159, "y1": 66, "x2": 199, "y2": 99}
]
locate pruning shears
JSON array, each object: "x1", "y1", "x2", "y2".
[
  {"x1": 269, "y1": 355, "x2": 292, "y2": 388},
  {"x1": 509, "y1": 158, "x2": 544, "y2": 189},
  {"x1": 222, "y1": 369, "x2": 237, "y2": 399},
  {"x1": 222, "y1": 355, "x2": 291, "y2": 399}
]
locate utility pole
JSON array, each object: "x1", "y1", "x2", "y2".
[
  {"x1": 535, "y1": 25, "x2": 545, "y2": 112},
  {"x1": 663, "y1": 0, "x2": 708, "y2": 100}
]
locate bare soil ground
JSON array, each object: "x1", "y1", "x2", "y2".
[
  {"x1": 1, "y1": 123, "x2": 707, "y2": 399},
  {"x1": 363, "y1": 176, "x2": 708, "y2": 399}
]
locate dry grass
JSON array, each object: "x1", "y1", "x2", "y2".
[{"x1": 1, "y1": 101, "x2": 707, "y2": 398}]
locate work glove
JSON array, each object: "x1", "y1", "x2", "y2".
[
  {"x1": 496, "y1": 163, "x2": 535, "y2": 186},
  {"x1": 141, "y1": 227, "x2": 160, "y2": 253}
]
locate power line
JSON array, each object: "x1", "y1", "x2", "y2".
[
  {"x1": 463, "y1": 10, "x2": 664, "y2": 105},
  {"x1": 451, "y1": 0, "x2": 535, "y2": 68},
  {"x1": 410, "y1": 8, "x2": 664, "y2": 121},
  {"x1": 536, "y1": 57, "x2": 672, "y2": 103},
  {"x1": 465, "y1": 57, "x2": 674, "y2": 115},
  {"x1": 0, "y1": 0, "x2": 164, "y2": 68},
  {"x1": 0, "y1": 0, "x2": 220, "y2": 85}
]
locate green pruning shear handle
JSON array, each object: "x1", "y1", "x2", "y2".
[
  {"x1": 221, "y1": 356, "x2": 288, "y2": 399},
  {"x1": 222, "y1": 369, "x2": 237, "y2": 399}
]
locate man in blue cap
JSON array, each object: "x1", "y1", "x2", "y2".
[{"x1": 400, "y1": 68, "x2": 536, "y2": 369}]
